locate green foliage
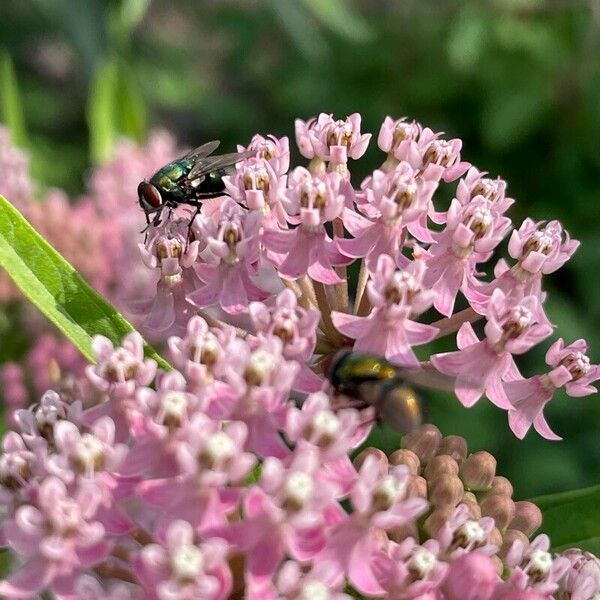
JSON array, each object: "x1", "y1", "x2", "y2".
[
  {"x1": 0, "y1": 195, "x2": 169, "y2": 370},
  {"x1": 87, "y1": 57, "x2": 146, "y2": 163},
  {"x1": 531, "y1": 484, "x2": 600, "y2": 554},
  {"x1": 0, "y1": 53, "x2": 27, "y2": 148}
]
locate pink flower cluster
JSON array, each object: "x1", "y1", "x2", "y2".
[
  {"x1": 0, "y1": 328, "x2": 595, "y2": 599},
  {"x1": 0, "y1": 114, "x2": 598, "y2": 598},
  {"x1": 135, "y1": 113, "x2": 598, "y2": 441}
]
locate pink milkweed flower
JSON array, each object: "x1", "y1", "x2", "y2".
[
  {"x1": 456, "y1": 167, "x2": 515, "y2": 215},
  {"x1": 437, "y1": 504, "x2": 498, "y2": 559},
  {"x1": 442, "y1": 551, "x2": 499, "y2": 600},
  {"x1": 188, "y1": 199, "x2": 271, "y2": 314},
  {"x1": 505, "y1": 338, "x2": 600, "y2": 440},
  {"x1": 0, "y1": 432, "x2": 38, "y2": 507},
  {"x1": 136, "y1": 520, "x2": 232, "y2": 600},
  {"x1": 14, "y1": 389, "x2": 82, "y2": 451},
  {"x1": 377, "y1": 116, "x2": 423, "y2": 172},
  {"x1": 338, "y1": 162, "x2": 439, "y2": 267},
  {"x1": 121, "y1": 370, "x2": 202, "y2": 478},
  {"x1": 432, "y1": 290, "x2": 553, "y2": 409},
  {"x1": 505, "y1": 534, "x2": 570, "y2": 597},
  {"x1": 211, "y1": 448, "x2": 342, "y2": 598},
  {"x1": 0, "y1": 126, "x2": 34, "y2": 211},
  {"x1": 472, "y1": 219, "x2": 580, "y2": 315},
  {"x1": 557, "y1": 549, "x2": 600, "y2": 600},
  {"x1": 134, "y1": 220, "x2": 202, "y2": 333},
  {"x1": 286, "y1": 392, "x2": 363, "y2": 461},
  {"x1": 275, "y1": 560, "x2": 351, "y2": 600},
  {"x1": 418, "y1": 127, "x2": 471, "y2": 182},
  {"x1": 332, "y1": 255, "x2": 438, "y2": 366},
  {"x1": 47, "y1": 417, "x2": 127, "y2": 483},
  {"x1": 138, "y1": 414, "x2": 254, "y2": 537},
  {"x1": 0, "y1": 477, "x2": 110, "y2": 599},
  {"x1": 262, "y1": 169, "x2": 351, "y2": 284},
  {"x1": 295, "y1": 113, "x2": 371, "y2": 174},
  {"x1": 86, "y1": 332, "x2": 157, "y2": 397},
  {"x1": 370, "y1": 537, "x2": 449, "y2": 599},
  {"x1": 238, "y1": 133, "x2": 290, "y2": 177},
  {"x1": 249, "y1": 289, "x2": 321, "y2": 392},
  {"x1": 223, "y1": 156, "x2": 288, "y2": 226},
  {"x1": 423, "y1": 196, "x2": 512, "y2": 316},
  {"x1": 167, "y1": 316, "x2": 232, "y2": 392},
  {"x1": 219, "y1": 337, "x2": 299, "y2": 458},
  {"x1": 319, "y1": 455, "x2": 428, "y2": 596}
]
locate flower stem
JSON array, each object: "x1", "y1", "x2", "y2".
[
  {"x1": 333, "y1": 217, "x2": 349, "y2": 312},
  {"x1": 354, "y1": 259, "x2": 369, "y2": 314},
  {"x1": 197, "y1": 310, "x2": 248, "y2": 338},
  {"x1": 432, "y1": 307, "x2": 482, "y2": 339},
  {"x1": 94, "y1": 561, "x2": 138, "y2": 584},
  {"x1": 283, "y1": 278, "x2": 314, "y2": 311},
  {"x1": 313, "y1": 280, "x2": 345, "y2": 346},
  {"x1": 132, "y1": 527, "x2": 154, "y2": 546}
]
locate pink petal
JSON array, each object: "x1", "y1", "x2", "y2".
[{"x1": 0, "y1": 558, "x2": 55, "y2": 598}]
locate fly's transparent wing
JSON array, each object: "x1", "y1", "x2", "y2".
[
  {"x1": 394, "y1": 363, "x2": 482, "y2": 394},
  {"x1": 178, "y1": 140, "x2": 221, "y2": 162},
  {"x1": 188, "y1": 148, "x2": 257, "y2": 180}
]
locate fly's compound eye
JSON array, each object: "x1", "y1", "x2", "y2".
[{"x1": 138, "y1": 182, "x2": 163, "y2": 212}]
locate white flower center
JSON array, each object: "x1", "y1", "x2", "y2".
[
  {"x1": 298, "y1": 581, "x2": 330, "y2": 600},
  {"x1": 284, "y1": 472, "x2": 314, "y2": 508},
  {"x1": 204, "y1": 432, "x2": 235, "y2": 463},
  {"x1": 73, "y1": 434, "x2": 104, "y2": 472},
  {"x1": 527, "y1": 549, "x2": 552, "y2": 578},
  {"x1": 245, "y1": 350, "x2": 275, "y2": 385},
  {"x1": 373, "y1": 475, "x2": 406, "y2": 510},
  {"x1": 312, "y1": 410, "x2": 340, "y2": 438},
  {"x1": 409, "y1": 548, "x2": 437, "y2": 578},
  {"x1": 171, "y1": 544, "x2": 204, "y2": 581},
  {"x1": 161, "y1": 391, "x2": 188, "y2": 422},
  {"x1": 457, "y1": 520, "x2": 486, "y2": 547}
]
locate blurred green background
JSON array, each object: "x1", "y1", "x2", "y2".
[{"x1": 1, "y1": 0, "x2": 599, "y2": 498}]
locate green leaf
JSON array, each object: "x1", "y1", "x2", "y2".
[
  {"x1": 530, "y1": 484, "x2": 600, "y2": 552},
  {"x1": 116, "y1": 63, "x2": 146, "y2": 143},
  {"x1": 300, "y1": 0, "x2": 374, "y2": 42},
  {"x1": 0, "y1": 53, "x2": 27, "y2": 148},
  {"x1": 0, "y1": 194, "x2": 170, "y2": 370},
  {"x1": 87, "y1": 59, "x2": 119, "y2": 163}
]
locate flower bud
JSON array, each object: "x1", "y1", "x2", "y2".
[
  {"x1": 480, "y1": 493, "x2": 515, "y2": 531},
  {"x1": 353, "y1": 447, "x2": 388, "y2": 473},
  {"x1": 509, "y1": 501, "x2": 542, "y2": 536},
  {"x1": 424, "y1": 505, "x2": 454, "y2": 537},
  {"x1": 461, "y1": 491, "x2": 482, "y2": 519},
  {"x1": 489, "y1": 526, "x2": 503, "y2": 549},
  {"x1": 482, "y1": 476, "x2": 513, "y2": 500},
  {"x1": 438, "y1": 434, "x2": 468, "y2": 463},
  {"x1": 402, "y1": 424, "x2": 442, "y2": 464},
  {"x1": 442, "y1": 552, "x2": 498, "y2": 600},
  {"x1": 408, "y1": 475, "x2": 427, "y2": 498},
  {"x1": 389, "y1": 522, "x2": 419, "y2": 544},
  {"x1": 424, "y1": 454, "x2": 459, "y2": 481},
  {"x1": 389, "y1": 448, "x2": 420, "y2": 475},
  {"x1": 460, "y1": 451, "x2": 496, "y2": 491},
  {"x1": 429, "y1": 475, "x2": 464, "y2": 507},
  {"x1": 499, "y1": 529, "x2": 529, "y2": 560}
]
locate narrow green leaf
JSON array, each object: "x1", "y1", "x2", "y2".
[
  {"x1": 0, "y1": 194, "x2": 170, "y2": 370},
  {"x1": 87, "y1": 59, "x2": 118, "y2": 163},
  {"x1": 0, "y1": 53, "x2": 27, "y2": 148},
  {"x1": 116, "y1": 64, "x2": 146, "y2": 143},
  {"x1": 300, "y1": 0, "x2": 374, "y2": 42},
  {"x1": 530, "y1": 484, "x2": 600, "y2": 551}
]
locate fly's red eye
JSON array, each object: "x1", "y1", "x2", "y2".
[{"x1": 138, "y1": 182, "x2": 162, "y2": 210}]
